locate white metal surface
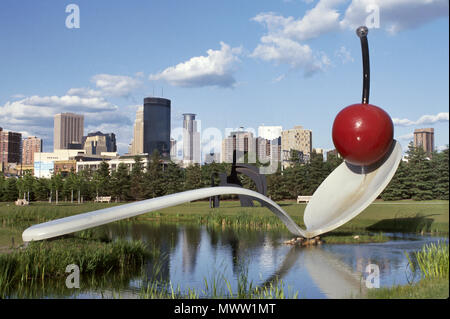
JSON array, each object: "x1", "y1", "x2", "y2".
[
  {"x1": 22, "y1": 141, "x2": 402, "y2": 242},
  {"x1": 303, "y1": 140, "x2": 403, "y2": 238},
  {"x1": 22, "y1": 186, "x2": 308, "y2": 241}
]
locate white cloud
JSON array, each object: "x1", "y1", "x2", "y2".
[
  {"x1": 335, "y1": 46, "x2": 354, "y2": 64},
  {"x1": 21, "y1": 95, "x2": 116, "y2": 112},
  {"x1": 251, "y1": 0, "x2": 447, "y2": 75},
  {"x1": 149, "y1": 42, "x2": 242, "y2": 88},
  {"x1": 251, "y1": 35, "x2": 329, "y2": 75},
  {"x1": 66, "y1": 87, "x2": 103, "y2": 98},
  {"x1": 393, "y1": 112, "x2": 449, "y2": 126},
  {"x1": 341, "y1": 0, "x2": 449, "y2": 34},
  {"x1": 396, "y1": 132, "x2": 414, "y2": 140},
  {"x1": 253, "y1": 1, "x2": 344, "y2": 42},
  {"x1": 251, "y1": 1, "x2": 343, "y2": 75},
  {"x1": 0, "y1": 72, "x2": 143, "y2": 153},
  {"x1": 0, "y1": 94, "x2": 124, "y2": 151},
  {"x1": 10, "y1": 94, "x2": 25, "y2": 99},
  {"x1": 0, "y1": 95, "x2": 116, "y2": 127},
  {"x1": 91, "y1": 74, "x2": 142, "y2": 97},
  {"x1": 66, "y1": 73, "x2": 143, "y2": 99}
]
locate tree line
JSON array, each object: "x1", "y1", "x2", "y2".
[
  {"x1": 0, "y1": 144, "x2": 448, "y2": 203},
  {"x1": 380, "y1": 143, "x2": 448, "y2": 201},
  {"x1": 267, "y1": 143, "x2": 448, "y2": 201}
]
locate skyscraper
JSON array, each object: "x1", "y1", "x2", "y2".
[
  {"x1": 130, "y1": 97, "x2": 171, "y2": 157},
  {"x1": 22, "y1": 136, "x2": 43, "y2": 165},
  {"x1": 54, "y1": 113, "x2": 84, "y2": 150},
  {"x1": 144, "y1": 97, "x2": 171, "y2": 157},
  {"x1": 130, "y1": 106, "x2": 144, "y2": 155},
  {"x1": 182, "y1": 113, "x2": 200, "y2": 165},
  {"x1": 170, "y1": 138, "x2": 177, "y2": 160},
  {"x1": 281, "y1": 125, "x2": 312, "y2": 168},
  {"x1": 0, "y1": 127, "x2": 22, "y2": 166},
  {"x1": 221, "y1": 129, "x2": 256, "y2": 163},
  {"x1": 256, "y1": 136, "x2": 281, "y2": 165},
  {"x1": 83, "y1": 131, "x2": 117, "y2": 156},
  {"x1": 414, "y1": 128, "x2": 434, "y2": 156}
]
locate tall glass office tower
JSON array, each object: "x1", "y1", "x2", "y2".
[
  {"x1": 143, "y1": 97, "x2": 171, "y2": 158},
  {"x1": 183, "y1": 113, "x2": 200, "y2": 164}
]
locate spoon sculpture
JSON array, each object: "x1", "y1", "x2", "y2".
[
  {"x1": 302, "y1": 26, "x2": 402, "y2": 237},
  {"x1": 22, "y1": 26, "x2": 401, "y2": 242}
]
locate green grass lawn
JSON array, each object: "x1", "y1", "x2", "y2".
[
  {"x1": 0, "y1": 202, "x2": 120, "y2": 249},
  {"x1": 0, "y1": 199, "x2": 448, "y2": 248},
  {"x1": 367, "y1": 278, "x2": 449, "y2": 299},
  {"x1": 140, "y1": 199, "x2": 449, "y2": 233}
]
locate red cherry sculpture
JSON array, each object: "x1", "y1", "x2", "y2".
[
  {"x1": 332, "y1": 26, "x2": 394, "y2": 167},
  {"x1": 332, "y1": 103, "x2": 393, "y2": 166}
]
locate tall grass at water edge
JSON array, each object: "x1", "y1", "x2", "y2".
[
  {"x1": 0, "y1": 237, "x2": 150, "y2": 297},
  {"x1": 368, "y1": 241, "x2": 449, "y2": 299},
  {"x1": 406, "y1": 241, "x2": 449, "y2": 280}
]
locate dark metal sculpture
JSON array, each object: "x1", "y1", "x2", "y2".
[
  {"x1": 209, "y1": 172, "x2": 220, "y2": 208},
  {"x1": 210, "y1": 149, "x2": 268, "y2": 208},
  {"x1": 357, "y1": 26, "x2": 370, "y2": 104}
]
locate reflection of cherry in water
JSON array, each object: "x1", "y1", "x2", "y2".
[{"x1": 332, "y1": 26, "x2": 394, "y2": 167}]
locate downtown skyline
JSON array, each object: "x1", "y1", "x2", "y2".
[{"x1": 0, "y1": 0, "x2": 448, "y2": 155}]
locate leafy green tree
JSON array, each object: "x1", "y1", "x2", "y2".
[
  {"x1": 201, "y1": 162, "x2": 225, "y2": 188},
  {"x1": 266, "y1": 165, "x2": 287, "y2": 200},
  {"x1": 325, "y1": 153, "x2": 343, "y2": 171},
  {"x1": 184, "y1": 164, "x2": 203, "y2": 191},
  {"x1": 130, "y1": 156, "x2": 146, "y2": 200},
  {"x1": 92, "y1": 161, "x2": 111, "y2": 198},
  {"x1": 145, "y1": 150, "x2": 164, "y2": 198},
  {"x1": 50, "y1": 173, "x2": 64, "y2": 204},
  {"x1": 406, "y1": 142, "x2": 434, "y2": 200},
  {"x1": 33, "y1": 178, "x2": 50, "y2": 201},
  {"x1": 23, "y1": 171, "x2": 35, "y2": 201},
  {"x1": 164, "y1": 161, "x2": 184, "y2": 195},
  {"x1": 110, "y1": 163, "x2": 131, "y2": 202},
  {"x1": 431, "y1": 146, "x2": 449, "y2": 200},
  {"x1": 73, "y1": 170, "x2": 90, "y2": 203},
  {"x1": 240, "y1": 174, "x2": 257, "y2": 192},
  {"x1": 283, "y1": 163, "x2": 306, "y2": 199},
  {"x1": 0, "y1": 173, "x2": 5, "y2": 201},
  {"x1": 3, "y1": 178, "x2": 19, "y2": 201},
  {"x1": 16, "y1": 176, "x2": 25, "y2": 200},
  {"x1": 381, "y1": 161, "x2": 411, "y2": 200},
  {"x1": 303, "y1": 151, "x2": 328, "y2": 195},
  {"x1": 63, "y1": 171, "x2": 77, "y2": 203}
]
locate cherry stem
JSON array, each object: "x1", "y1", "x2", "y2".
[{"x1": 357, "y1": 26, "x2": 370, "y2": 104}]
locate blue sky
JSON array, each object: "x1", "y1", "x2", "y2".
[{"x1": 0, "y1": 0, "x2": 448, "y2": 155}]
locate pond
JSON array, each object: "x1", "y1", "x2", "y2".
[{"x1": 63, "y1": 222, "x2": 446, "y2": 299}]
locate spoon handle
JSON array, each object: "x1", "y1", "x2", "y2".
[{"x1": 356, "y1": 26, "x2": 370, "y2": 104}]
